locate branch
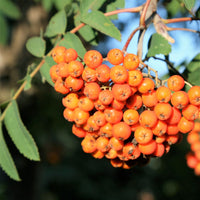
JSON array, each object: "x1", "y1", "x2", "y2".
[
  {"x1": 162, "y1": 17, "x2": 200, "y2": 24},
  {"x1": 166, "y1": 27, "x2": 200, "y2": 34}
]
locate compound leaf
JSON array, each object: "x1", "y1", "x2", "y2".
[
  {"x1": 81, "y1": 11, "x2": 121, "y2": 41},
  {"x1": 4, "y1": 100, "x2": 40, "y2": 161},
  {"x1": 0, "y1": 117, "x2": 20, "y2": 181},
  {"x1": 26, "y1": 37, "x2": 46, "y2": 58}
]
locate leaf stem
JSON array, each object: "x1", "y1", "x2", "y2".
[{"x1": 162, "y1": 17, "x2": 200, "y2": 24}]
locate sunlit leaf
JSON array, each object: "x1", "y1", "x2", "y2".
[
  {"x1": 26, "y1": 37, "x2": 46, "y2": 57},
  {"x1": 0, "y1": 116, "x2": 20, "y2": 181},
  {"x1": 186, "y1": 53, "x2": 200, "y2": 72},
  {"x1": 4, "y1": 100, "x2": 40, "y2": 161},
  {"x1": 147, "y1": 33, "x2": 171, "y2": 57},
  {"x1": 59, "y1": 32, "x2": 86, "y2": 58},
  {"x1": 44, "y1": 10, "x2": 67, "y2": 37},
  {"x1": 81, "y1": 11, "x2": 121, "y2": 41},
  {"x1": 182, "y1": 0, "x2": 196, "y2": 11},
  {"x1": 54, "y1": 0, "x2": 72, "y2": 10},
  {"x1": 80, "y1": 0, "x2": 106, "y2": 14}
]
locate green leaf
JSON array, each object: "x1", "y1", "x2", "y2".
[
  {"x1": 26, "y1": 37, "x2": 46, "y2": 57},
  {"x1": 0, "y1": 117, "x2": 20, "y2": 181},
  {"x1": 40, "y1": 56, "x2": 56, "y2": 86},
  {"x1": 106, "y1": 0, "x2": 125, "y2": 20},
  {"x1": 59, "y1": 32, "x2": 86, "y2": 58},
  {"x1": 80, "y1": 0, "x2": 106, "y2": 15},
  {"x1": 0, "y1": 15, "x2": 9, "y2": 45},
  {"x1": 54, "y1": 0, "x2": 72, "y2": 10},
  {"x1": 74, "y1": 15, "x2": 98, "y2": 46},
  {"x1": 166, "y1": 0, "x2": 181, "y2": 17},
  {"x1": 0, "y1": 0, "x2": 21, "y2": 19},
  {"x1": 147, "y1": 33, "x2": 171, "y2": 57},
  {"x1": 24, "y1": 75, "x2": 32, "y2": 91},
  {"x1": 182, "y1": 0, "x2": 196, "y2": 11},
  {"x1": 188, "y1": 68, "x2": 200, "y2": 85},
  {"x1": 81, "y1": 10, "x2": 121, "y2": 41},
  {"x1": 44, "y1": 10, "x2": 67, "y2": 37},
  {"x1": 186, "y1": 53, "x2": 200, "y2": 72},
  {"x1": 4, "y1": 100, "x2": 40, "y2": 161}
]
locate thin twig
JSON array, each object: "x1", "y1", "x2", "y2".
[
  {"x1": 167, "y1": 27, "x2": 200, "y2": 34},
  {"x1": 162, "y1": 17, "x2": 200, "y2": 24},
  {"x1": 140, "y1": 0, "x2": 152, "y2": 27}
]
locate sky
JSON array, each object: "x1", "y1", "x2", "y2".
[{"x1": 97, "y1": 0, "x2": 200, "y2": 78}]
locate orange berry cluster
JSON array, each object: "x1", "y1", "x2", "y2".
[
  {"x1": 186, "y1": 118, "x2": 200, "y2": 176},
  {"x1": 49, "y1": 46, "x2": 200, "y2": 169}
]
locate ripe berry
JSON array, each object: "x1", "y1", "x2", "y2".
[
  {"x1": 156, "y1": 86, "x2": 171, "y2": 103},
  {"x1": 83, "y1": 82, "x2": 101, "y2": 100},
  {"x1": 107, "y1": 48, "x2": 124, "y2": 65},
  {"x1": 188, "y1": 86, "x2": 200, "y2": 106},
  {"x1": 154, "y1": 103, "x2": 172, "y2": 120},
  {"x1": 82, "y1": 67, "x2": 97, "y2": 82},
  {"x1": 123, "y1": 53, "x2": 140, "y2": 70},
  {"x1": 139, "y1": 110, "x2": 158, "y2": 128},
  {"x1": 167, "y1": 75, "x2": 185, "y2": 91},
  {"x1": 96, "y1": 64, "x2": 110, "y2": 83},
  {"x1": 110, "y1": 65, "x2": 128, "y2": 84},
  {"x1": 84, "y1": 50, "x2": 103, "y2": 69},
  {"x1": 99, "y1": 90, "x2": 114, "y2": 106},
  {"x1": 123, "y1": 109, "x2": 139, "y2": 125},
  {"x1": 138, "y1": 78, "x2": 155, "y2": 94},
  {"x1": 134, "y1": 126, "x2": 153, "y2": 144},
  {"x1": 138, "y1": 139, "x2": 157, "y2": 155},
  {"x1": 67, "y1": 60, "x2": 84, "y2": 77},
  {"x1": 112, "y1": 83, "x2": 132, "y2": 101},
  {"x1": 127, "y1": 70, "x2": 143, "y2": 87},
  {"x1": 64, "y1": 48, "x2": 78, "y2": 63},
  {"x1": 51, "y1": 46, "x2": 66, "y2": 64},
  {"x1": 112, "y1": 122, "x2": 132, "y2": 140}
]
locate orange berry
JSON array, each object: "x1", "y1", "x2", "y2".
[
  {"x1": 50, "y1": 64, "x2": 60, "y2": 82},
  {"x1": 156, "y1": 86, "x2": 171, "y2": 103},
  {"x1": 188, "y1": 86, "x2": 200, "y2": 106},
  {"x1": 105, "y1": 148, "x2": 118, "y2": 159},
  {"x1": 154, "y1": 103, "x2": 172, "y2": 120},
  {"x1": 104, "y1": 107, "x2": 123, "y2": 124},
  {"x1": 171, "y1": 91, "x2": 189, "y2": 109},
  {"x1": 191, "y1": 141, "x2": 200, "y2": 152},
  {"x1": 73, "y1": 107, "x2": 90, "y2": 125},
  {"x1": 64, "y1": 48, "x2": 78, "y2": 63},
  {"x1": 63, "y1": 108, "x2": 74, "y2": 122},
  {"x1": 83, "y1": 82, "x2": 101, "y2": 100},
  {"x1": 122, "y1": 143, "x2": 141, "y2": 160},
  {"x1": 99, "y1": 123, "x2": 113, "y2": 138},
  {"x1": 81, "y1": 134, "x2": 97, "y2": 153},
  {"x1": 78, "y1": 96, "x2": 94, "y2": 112},
  {"x1": 112, "y1": 122, "x2": 132, "y2": 140},
  {"x1": 167, "y1": 75, "x2": 185, "y2": 91},
  {"x1": 67, "y1": 60, "x2": 84, "y2": 77},
  {"x1": 138, "y1": 78, "x2": 155, "y2": 94},
  {"x1": 152, "y1": 120, "x2": 167, "y2": 136},
  {"x1": 110, "y1": 65, "x2": 128, "y2": 83},
  {"x1": 65, "y1": 76, "x2": 84, "y2": 91},
  {"x1": 142, "y1": 90, "x2": 158, "y2": 108},
  {"x1": 92, "y1": 150, "x2": 105, "y2": 159},
  {"x1": 126, "y1": 94, "x2": 143, "y2": 110},
  {"x1": 155, "y1": 135, "x2": 166, "y2": 144},
  {"x1": 93, "y1": 111, "x2": 106, "y2": 127},
  {"x1": 194, "y1": 163, "x2": 200, "y2": 176},
  {"x1": 109, "y1": 136, "x2": 124, "y2": 151},
  {"x1": 51, "y1": 46, "x2": 66, "y2": 64},
  {"x1": 84, "y1": 50, "x2": 103, "y2": 69},
  {"x1": 82, "y1": 67, "x2": 97, "y2": 82},
  {"x1": 187, "y1": 131, "x2": 200, "y2": 144},
  {"x1": 166, "y1": 124, "x2": 179, "y2": 135},
  {"x1": 130, "y1": 122, "x2": 140, "y2": 132},
  {"x1": 96, "y1": 136, "x2": 110, "y2": 152},
  {"x1": 186, "y1": 152, "x2": 198, "y2": 169},
  {"x1": 123, "y1": 109, "x2": 139, "y2": 125},
  {"x1": 139, "y1": 110, "x2": 158, "y2": 128},
  {"x1": 182, "y1": 104, "x2": 199, "y2": 121},
  {"x1": 62, "y1": 93, "x2": 79, "y2": 109},
  {"x1": 138, "y1": 139, "x2": 157, "y2": 155},
  {"x1": 178, "y1": 116, "x2": 194, "y2": 134},
  {"x1": 107, "y1": 48, "x2": 124, "y2": 65},
  {"x1": 72, "y1": 124, "x2": 86, "y2": 138},
  {"x1": 94, "y1": 99, "x2": 107, "y2": 111},
  {"x1": 58, "y1": 62, "x2": 69, "y2": 78},
  {"x1": 110, "y1": 158, "x2": 123, "y2": 168},
  {"x1": 83, "y1": 116, "x2": 99, "y2": 132},
  {"x1": 152, "y1": 143, "x2": 165, "y2": 157},
  {"x1": 112, "y1": 84, "x2": 132, "y2": 101},
  {"x1": 54, "y1": 77, "x2": 70, "y2": 94},
  {"x1": 134, "y1": 126, "x2": 153, "y2": 144},
  {"x1": 127, "y1": 70, "x2": 143, "y2": 87},
  {"x1": 111, "y1": 99, "x2": 126, "y2": 110},
  {"x1": 99, "y1": 90, "x2": 114, "y2": 105},
  {"x1": 123, "y1": 53, "x2": 140, "y2": 70},
  {"x1": 193, "y1": 121, "x2": 200, "y2": 132},
  {"x1": 96, "y1": 64, "x2": 110, "y2": 83},
  {"x1": 166, "y1": 107, "x2": 181, "y2": 125},
  {"x1": 166, "y1": 134, "x2": 180, "y2": 145}
]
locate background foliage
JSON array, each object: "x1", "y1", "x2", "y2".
[{"x1": 0, "y1": 0, "x2": 200, "y2": 199}]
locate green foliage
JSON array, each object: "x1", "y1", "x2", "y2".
[
  {"x1": 147, "y1": 33, "x2": 171, "y2": 57},
  {"x1": 0, "y1": 115, "x2": 20, "y2": 181},
  {"x1": 4, "y1": 100, "x2": 40, "y2": 161},
  {"x1": 40, "y1": 57, "x2": 56, "y2": 86},
  {"x1": 81, "y1": 11, "x2": 121, "y2": 41},
  {"x1": 44, "y1": 9, "x2": 67, "y2": 37},
  {"x1": 59, "y1": 33, "x2": 86, "y2": 59},
  {"x1": 26, "y1": 37, "x2": 46, "y2": 58},
  {"x1": 181, "y1": 0, "x2": 196, "y2": 11},
  {"x1": 0, "y1": 15, "x2": 8, "y2": 45}
]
